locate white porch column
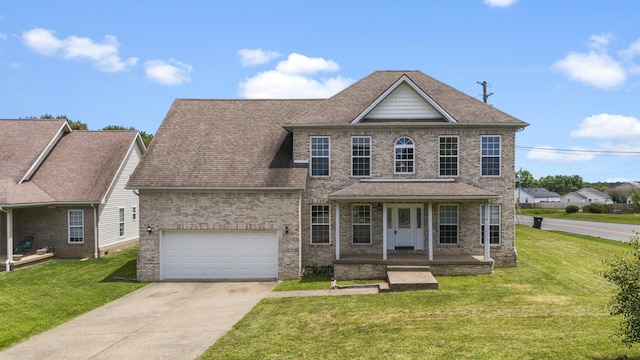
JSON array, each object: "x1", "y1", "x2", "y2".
[
  {"x1": 484, "y1": 201, "x2": 491, "y2": 261},
  {"x1": 382, "y1": 203, "x2": 387, "y2": 261},
  {"x1": 5, "y1": 208, "x2": 13, "y2": 272},
  {"x1": 427, "y1": 202, "x2": 433, "y2": 261},
  {"x1": 335, "y1": 203, "x2": 340, "y2": 260}
]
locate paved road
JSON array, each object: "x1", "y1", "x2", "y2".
[
  {"x1": 0, "y1": 282, "x2": 276, "y2": 360},
  {"x1": 518, "y1": 215, "x2": 639, "y2": 242}
]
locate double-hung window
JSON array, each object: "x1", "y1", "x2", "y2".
[
  {"x1": 119, "y1": 208, "x2": 125, "y2": 237},
  {"x1": 481, "y1": 135, "x2": 501, "y2": 176},
  {"x1": 481, "y1": 204, "x2": 501, "y2": 245},
  {"x1": 310, "y1": 137, "x2": 330, "y2": 177},
  {"x1": 68, "y1": 210, "x2": 84, "y2": 244},
  {"x1": 394, "y1": 137, "x2": 415, "y2": 174},
  {"x1": 311, "y1": 205, "x2": 330, "y2": 244},
  {"x1": 439, "y1": 136, "x2": 459, "y2": 176},
  {"x1": 438, "y1": 205, "x2": 458, "y2": 244},
  {"x1": 351, "y1": 137, "x2": 371, "y2": 177},
  {"x1": 352, "y1": 205, "x2": 371, "y2": 244}
]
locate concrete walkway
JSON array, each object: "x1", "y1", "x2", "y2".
[{"x1": 0, "y1": 282, "x2": 275, "y2": 360}]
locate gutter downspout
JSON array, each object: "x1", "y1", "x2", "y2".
[
  {"x1": 298, "y1": 191, "x2": 302, "y2": 276},
  {"x1": 92, "y1": 204, "x2": 98, "y2": 259},
  {"x1": 1, "y1": 207, "x2": 13, "y2": 272}
]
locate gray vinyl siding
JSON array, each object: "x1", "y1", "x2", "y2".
[{"x1": 98, "y1": 142, "x2": 143, "y2": 248}]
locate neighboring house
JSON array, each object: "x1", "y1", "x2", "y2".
[
  {"x1": 0, "y1": 119, "x2": 145, "y2": 269},
  {"x1": 515, "y1": 187, "x2": 561, "y2": 203},
  {"x1": 606, "y1": 182, "x2": 640, "y2": 204},
  {"x1": 562, "y1": 188, "x2": 613, "y2": 205},
  {"x1": 127, "y1": 70, "x2": 529, "y2": 281}
]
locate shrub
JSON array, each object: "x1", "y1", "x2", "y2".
[
  {"x1": 588, "y1": 203, "x2": 604, "y2": 214},
  {"x1": 565, "y1": 205, "x2": 580, "y2": 214}
]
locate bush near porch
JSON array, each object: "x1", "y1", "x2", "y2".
[{"x1": 201, "y1": 225, "x2": 640, "y2": 359}]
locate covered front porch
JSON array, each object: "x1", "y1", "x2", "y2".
[{"x1": 328, "y1": 179, "x2": 499, "y2": 281}]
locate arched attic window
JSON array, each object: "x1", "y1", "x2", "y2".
[{"x1": 394, "y1": 137, "x2": 415, "y2": 174}]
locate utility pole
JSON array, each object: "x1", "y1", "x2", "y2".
[{"x1": 477, "y1": 81, "x2": 494, "y2": 103}]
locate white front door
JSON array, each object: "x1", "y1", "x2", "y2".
[{"x1": 386, "y1": 204, "x2": 424, "y2": 250}]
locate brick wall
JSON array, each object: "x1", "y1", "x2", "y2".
[
  {"x1": 12, "y1": 206, "x2": 96, "y2": 258},
  {"x1": 137, "y1": 190, "x2": 302, "y2": 281},
  {"x1": 294, "y1": 127, "x2": 517, "y2": 269}
]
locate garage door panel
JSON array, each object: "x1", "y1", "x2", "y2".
[{"x1": 161, "y1": 231, "x2": 278, "y2": 280}]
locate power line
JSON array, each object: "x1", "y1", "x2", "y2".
[
  {"x1": 516, "y1": 146, "x2": 640, "y2": 156},
  {"x1": 477, "y1": 81, "x2": 493, "y2": 103}
]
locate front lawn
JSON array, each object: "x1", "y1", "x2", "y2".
[
  {"x1": 201, "y1": 226, "x2": 640, "y2": 359},
  {"x1": 0, "y1": 247, "x2": 145, "y2": 350}
]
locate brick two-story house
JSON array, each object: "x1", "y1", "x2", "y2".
[{"x1": 128, "y1": 70, "x2": 528, "y2": 281}]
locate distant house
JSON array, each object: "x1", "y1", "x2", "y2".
[
  {"x1": 0, "y1": 119, "x2": 146, "y2": 270},
  {"x1": 561, "y1": 188, "x2": 612, "y2": 205},
  {"x1": 605, "y1": 182, "x2": 640, "y2": 204},
  {"x1": 515, "y1": 188, "x2": 561, "y2": 204}
]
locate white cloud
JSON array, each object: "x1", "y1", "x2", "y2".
[
  {"x1": 239, "y1": 52, "x2": 353, "y2": 98},
  {"x1": 144, "y1": 59, "x2": 192, "y2": 85},
  {"x1": 526, "y1": 146, "x2": 596, "y2": 162},
  {"x1": 554, "y1": 51, "x2": 626, "y2": 89},
  {"x1": 22, "y1": 28, "x2": 137, "y2": 72},
  {"x1": 0, "y1": 33, "x2": 7, "y2": 40},
  {"x1": 275, "y1": 53, "x2": 340, "y2": 75},
  {"x1": 570, "y1": 113, "x2": 640, "y2": 140},
  {"x1": 483, "y1": 0, "x2": 518, "y2": 7},
  {"x1": 238, "y1": 49, "x2": 281, "y2": 66},
  {"x1": 619, "y1": 38, "x2": 640, "y2": 61}
]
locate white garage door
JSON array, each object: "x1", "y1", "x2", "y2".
[{"x1": 161, "y1": 231, "x2": 278, "y2": 280}]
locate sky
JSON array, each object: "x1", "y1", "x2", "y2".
[{"x1": 1, "y1": 0, "x2": 640, "y2": 183}]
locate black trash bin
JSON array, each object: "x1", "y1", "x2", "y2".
[{"x1": 532, "y1": 216, "x2": 543, "y2": 229}]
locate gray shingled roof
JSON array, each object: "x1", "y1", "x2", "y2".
[
  {"x1": 519, "y1": 188, "x2": 561, "y2": 198},
  {"x1": 0, "y1": 119, "x2": 141, "y2": 205},
  {"x1": 288, "y1": 71, "x2": 529, "y2": 126},
  {"x1": 329, "y1": 180, "x2": 498, "y2": 200},
  {"x1": 127, "y1": 99, "x2": 323, "y2": 189}
]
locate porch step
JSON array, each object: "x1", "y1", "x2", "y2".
[
  {"x1": 385, "y1": 268, "x2": 438, "y2": 292},
  {"x1": 387, "y1": 265, "x2": 430, "y2": 272}
]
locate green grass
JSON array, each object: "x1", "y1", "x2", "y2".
[
  {"x1": 201, "y1": 226, "x2": 640, "y2": 359},
  {"x1": 519, "y1": 208, "x2": 640, "y2": 225},
  {"x1": 0, "y1": 247, "x2": 145, "y2": 350},
  {"x1": 273, "y1": 276, "x2": 385, "y2": 291}
]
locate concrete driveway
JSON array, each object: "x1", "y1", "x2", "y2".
[{"x1": 0, "y1": 282, "x2": 276, "y2": 360}]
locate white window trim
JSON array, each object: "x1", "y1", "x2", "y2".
[
  {"x1": 310, "y1": 204, "x2": 331, "y2": 245},
  {"x1": 351, "y1": 204, "x2": 372, "y2": 245},
  {"x1": 481, "y1": 135, "x2": 501, "y2": 177},
  {"x1": 394, "y1": 136, "x2": 415, "y2": 174},
  {"x1": 438, "y1": 135, "x2": 459, "y2": 177},
  {"x1": 119, "y1": 207, "x2": 125, "y2": 237},
  {"x1": 310, "y1": 136, "x2": 330, "y2": 177},
  {"x1": 438, "y1": 204, "x2": 459, "y2": 245},
  {"x1": 351, "y1": 136, "x2": 372, "y2": 178},
  {"x1": 481, "y1": 204, "x2": 501, "y2": 245},
  {"x1": 68, "y1": 209, "x2": 84, "y2": 244}
]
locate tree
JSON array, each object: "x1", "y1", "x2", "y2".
[
  {"x1": 630, "y1": 189, "x2": 640, "y2": 213},
  {"x1": 33, "y1": 114, "x2": 88, "y2": 130},
  {"x1": 538, "y1": 175, "x2": 584, "y2": 195},
  {"x1": 603, "y1": 233, "x2": 640, "y2": 346},
  {"x1": 609, "y1": 191, "x2": 624, "y2": 204},
  {"x1": 515, "y1": 169, "x2": 538, "y2": 188},
  {"x1": 102, "y1": 125, "x2": 154, "y2": 147}
]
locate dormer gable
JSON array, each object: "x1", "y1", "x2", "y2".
[{"x1": 352, "y1": 75, "x2": 456, "y2": 124}]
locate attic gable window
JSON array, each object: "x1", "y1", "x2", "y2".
[
  {"x1": 394, "y1": 137, "x2": 415, "y2": 174},
  {"x1": 310, "y1": 136, "x2": 330, "y2": 177}
]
